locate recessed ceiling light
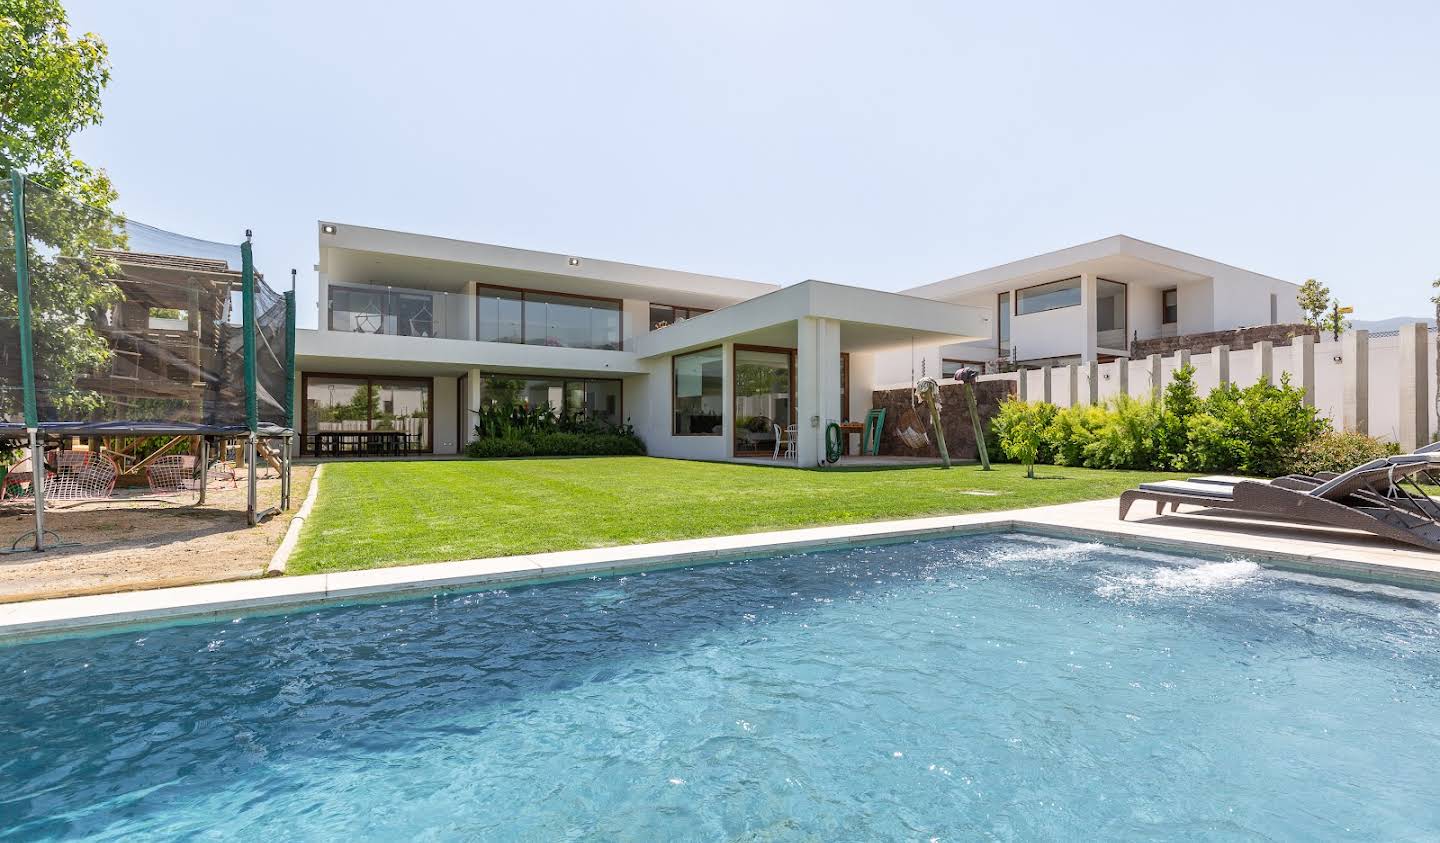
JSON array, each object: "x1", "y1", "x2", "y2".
[{"x1": 321, "y1": 224, "x2": 337, "y2": 235}]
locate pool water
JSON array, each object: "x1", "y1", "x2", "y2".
[{"x1": 4, "y1": 535, "x2": 1440, "y2": 840}]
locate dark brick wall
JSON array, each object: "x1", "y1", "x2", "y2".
[
  {"x1": 1131, "y1": 324, "x2": 1318, "y2": 357},
  {"x1": 870, "y1": 381, "x2": 1014, "y2": 460}
]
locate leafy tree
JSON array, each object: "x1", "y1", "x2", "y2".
[
  {"x1": 1321, "y1": 298, "x2": 1349, "y2": 341},
  {"x1": 1, "y1": 0, "x2": 123, "y2": 420},
  {"x1": 1296, "y1": 278, "x2": 1330, "y2": 327}
]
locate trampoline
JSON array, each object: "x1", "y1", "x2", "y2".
[{"x1": 1, "y1": 171, "x2": 296, "y2": 551}]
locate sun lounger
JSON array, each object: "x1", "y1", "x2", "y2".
[{"x1": 1119, "y1": 455, "x2": 1440, "y2": 551}]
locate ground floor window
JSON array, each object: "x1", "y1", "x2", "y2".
[
  {"x1": 734, "y1": 346, "x2": 793, "y2": 455},
  {"x1": 302, "y1": 374, "x2": 432, "y2": 456},
  {"x1": 476, "y1": 374, "x2": 622, "y2": 427},
  {"x1": 674, "y1": 346, "x2": 724, "y2": 435}
]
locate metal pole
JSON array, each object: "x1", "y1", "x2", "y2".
[
  {"x1": 198, "y1": 437, "x2": 210, "y2": 505},
  {"x1": 12, "y1": 173, "x2": 45, "y2": 550},
  {"x1": 28, "y1": 428, "x2": 45, "y2": 551},
  {"x1": 246, "y1": 434, "x2": 258, "y2": 526},
  {"x1": 241, "y1": 233, "x2": 257, "y2": 434},
  {"x1": 280, "y1": 433, "x2": 292, "y2": 510},
  {"x1": 284, "y1": 277, "x2": 296, "y2": 431}
]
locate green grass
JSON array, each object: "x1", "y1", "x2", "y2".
[{"x1": 288, "y1": 457, "x2": 1183, "y2": 575}]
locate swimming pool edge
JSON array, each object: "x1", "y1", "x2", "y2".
[{"x1": 4, "y1": 505, "x2": 1440, "y2": 641}]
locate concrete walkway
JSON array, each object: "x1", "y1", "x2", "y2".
[{"x1": 2, "y1": 497, "x2": 1437, "y2": 641}]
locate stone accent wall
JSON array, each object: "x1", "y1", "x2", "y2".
[
  {"x1": 870, "y1": 380, "x2": 1014, "y2": 460},
  {"x1": 1131, "y1": 323, "x2": 1318, "y2": 357}
]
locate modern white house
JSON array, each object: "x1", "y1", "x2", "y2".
[
  {"x1": 295, "y1": 226, "x2": 1298, "y2": 466},
  {"x1": 890, "y1": 235, "x2": 1302, "y2": 378}
]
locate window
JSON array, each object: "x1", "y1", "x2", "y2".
[
  {"x1": 476, "y1": 374, "x2": 622, "y2": 427},
  {"x1": 650, "y1": 304, "x2": 710, "y2": 331},
  {"x1": 942, "y1": 358, "x2": 985, "y2": 379},
  {"x1": 474, "y1": 284, "x2": 622, "y2": 350},
  {"x1": 996, "y1": 292, "x2": 1010, "y2": 354},
  {"x1": 147, "y1": 307, "x2": 189, "y2": 331},
  {"x1": 476, "y1": 287, "x2": 523, "y2": 343},
  {"x1": 1269, "y1": 293, "x2": 1278, "y2": 325},
  {"x1": 673, "y1": 346, "x2": 724, "y2": 435},
  {"x1": 1015, "y1": 277, "x2": 1081, "y2": 315},
  {"x1": 1162, "y1": 288, "x2": 1178, "y2": 325},
  {"x1": 328, "y1": 285, "x2": 440, "y2": 337},
  {"x1": 1096, "y1": 277, "x2": 1127, "y2": 349},
  {"x1": 303, "y1": 375, "x2": 432, "y2": 455},
  {"x1": 733, "y1": 347, "x2": 793, "y2": 455}
]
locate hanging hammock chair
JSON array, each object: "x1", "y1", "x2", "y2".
[{"x1": 895, "y1": 407, "x2": 929, "y2": 450}]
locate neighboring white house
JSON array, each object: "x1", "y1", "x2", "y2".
[
  {"x1": 880, "y1": 235, "x2": 1302, "y2": 381},
  {"x1": 295, "y1": 226, "x2": 1295, "y2": 466}
]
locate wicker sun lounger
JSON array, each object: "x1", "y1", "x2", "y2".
[{"x1": 1119, "y1": 454, "x2": 1440, "y2": 552}]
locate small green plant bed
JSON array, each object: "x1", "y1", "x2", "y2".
[
  {"x1": 289, "y1": 458, "x2": 1181, "y2": 574},
  {"x1": 466, "y1": 399, "x2": 646, "y2": 458}
]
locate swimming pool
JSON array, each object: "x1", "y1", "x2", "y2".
[{"x1": 4, "y1": 534, "x2": 1439, "y2": 839}]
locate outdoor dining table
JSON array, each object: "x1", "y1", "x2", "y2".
[{"x1": 311, "y1": 430, "x2": 411, "y2": 457}]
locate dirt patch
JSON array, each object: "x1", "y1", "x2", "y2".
[{"x1": 0, "y1": 466, "x2": 315, "y2": 603}]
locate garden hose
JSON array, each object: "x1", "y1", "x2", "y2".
[{"x1": 824, "y1": 422, "x2": 843, "y2": 464}]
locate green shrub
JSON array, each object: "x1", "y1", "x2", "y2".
[
  {"x1": 1045, "y1": 403, "x2": 1108, "y2": 466},
  {"x1": 1084, "y1": 396, "x2": 1163, "y2": 469},
  {"x1": 986, "y1": 371, "x2": 1329, "y2": 477},
  {"x1": 465, "y1": 432, "x2": 645, "y2": 459},
  {"x1": 1287, "y1": 430, "x2": 1399, "y2": 476},
  {"x1": 994, "y1": 399, "x2": 1055, "y2": 477}
]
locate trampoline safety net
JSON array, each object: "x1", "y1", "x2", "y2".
[{"x1": 0, "y1": 173, "x2": 294, "y2": 437}]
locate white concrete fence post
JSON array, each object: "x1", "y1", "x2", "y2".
[
  {"x1": 1115, "y1": 356, "x2": 1129, "y2": 397},
  {"x1": 1147, "y1": 354, "x2": 1162, "y2": 400},
  {"x1": 1213, "y1": 345, "x2": 1230, "y2": 387},
  {"x1": 1294, "y1": 334, "x2": 1315, "y2": 407},
  {"x1": 1066, "y1": 363, "x2": 1079, "y2": 406},
  {"x1": 1256, "y1": 340, "x2": 1274, "y2": 385},
  {"x1": 1085, "y1": 360, "x2": 1099, "y2": 405},
  {"x1": 1017, "y1": 367, "x2": 1027, "y2": 401},
  {"x1": 1042, "y1": 366, "x2": 1053, "y2": 404},
  {"x1": 1400, "y1": 322, "x2": 1429, "y2": 452},
  {"x1": 1343, "y1": 329, "x2": 1369, "y2": 434}
]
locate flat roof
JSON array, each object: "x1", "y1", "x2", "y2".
[
  {"x1": 905, "y1": 234, "x2": 1297, "y2": 300},
  {"x1": 318, "y1": 221, "x2": 779, "y2": 308}
]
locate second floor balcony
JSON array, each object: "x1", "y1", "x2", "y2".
[{"x1": 326, "y1": 282, "x2": 623, "y2": 351}]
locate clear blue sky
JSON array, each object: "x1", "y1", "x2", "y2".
[{"x1": 67, "y1": 0, "x2": 1439, "y2": 328}]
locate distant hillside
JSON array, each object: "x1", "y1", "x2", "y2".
[{"x1": 1349, "y1": 316, "x2": 1435, "y2": 333}]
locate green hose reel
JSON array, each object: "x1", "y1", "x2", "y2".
[{"x1": 824, "y1": 422, "x2": 843, "y2": 464}]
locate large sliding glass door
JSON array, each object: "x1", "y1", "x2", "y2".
[
  {"x1": 733, "y1": 347, "x2": 794, "y2": 456},
  {"x1": 302, "y1": 375, "x2": 432, "y2": 456}
]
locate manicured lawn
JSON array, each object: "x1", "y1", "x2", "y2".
[{"x1": 289, "y1": 457, "x2": 1182, "y2": 574}]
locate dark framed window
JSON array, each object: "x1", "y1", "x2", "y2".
[
  {"x1": 1015, "y1": 277, "x2": 1081, "y2": 315},
  {"x1": 476, "y1": 374, "x2": 622, "y2": 427},
  {"x1": 673, "y1": 346, "x2": 724, "y2": 435},
  {"x1": 1162, "y1": 288, "x2": 1178, "y2": 325},
  {"x1": 302, "y1": 374, "x2": 433, "y2": 455},
  {"x1": 474, "y1": 283, "x2": 623, "y2": 350},
  {"x1": 649, "y1": 303, "x2": 710, "y2": 331}
]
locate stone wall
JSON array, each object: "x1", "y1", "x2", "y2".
[
  {"x1": 870, "y1": 380, "x2": 1014, "y2": 460},
  {"x1": 1131, "y1": 323, "x2": 1318, "y2": 357}
]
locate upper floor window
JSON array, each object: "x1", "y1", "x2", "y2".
[
  {"x1": 1015, "y1": 277, "x2": 1081, "y2": 315},
  {"x1": 1096, "y1": 278, "x2": 1127, "y2": 334},
  {"x1": 474, "y1": 284, "x2": 622, "y2": 350},
  {"x1": 996, "y1": 292, "x2": 1010, "y2": 351},
  {"x1": 329, "y1": 285, "x2": 437, "y2": 337},
  {"x1": 650, "y1": 304, "x2": 709, "y2": 331},
  {"x1": 1162, "y1": 288, "x2": 1178, "y2": 325}
]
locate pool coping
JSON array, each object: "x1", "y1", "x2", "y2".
[{"x1": 2, "y1": 502, "x2": 1439, "y2": 641}]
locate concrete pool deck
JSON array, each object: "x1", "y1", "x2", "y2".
[{"x1": 2, "y1": 497, "x2": 1439, "y2": 641}]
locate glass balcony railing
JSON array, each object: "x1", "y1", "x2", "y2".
[{"x1": 327, "y1": 284, "x2": 471, "y2": 340}]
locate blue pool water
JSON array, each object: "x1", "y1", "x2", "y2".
[{"x1": 4, "y1": 535, "x2": 1440, "y2": 840}]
